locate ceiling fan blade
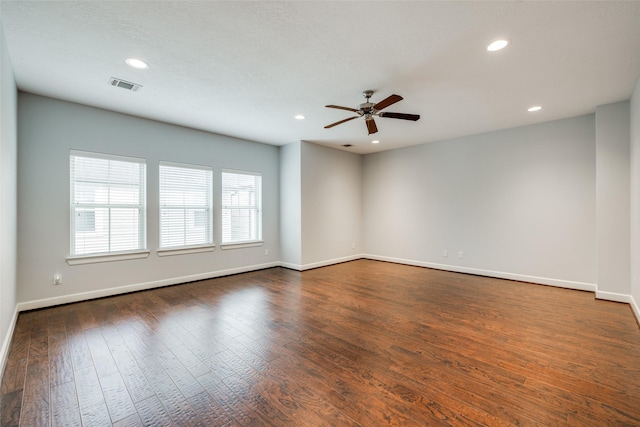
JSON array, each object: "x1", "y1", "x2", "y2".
[
  {"x1": 324, "y1": 116, "x2": 359, "y2": 129},
  {"x1": 379, "y1": 112, "x2": 420, "y2": 121},
  {"x1": 325, "y1": 104, "x2": 359, "y2": 113},
  {"x1": 373, "y1": 94, "x2": 403, "y2": 111},
  {"x1": 366, "y1": 118, "x2": 378, "y2": 135}
]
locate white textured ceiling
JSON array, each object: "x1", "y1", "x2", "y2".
[{"x1": 2, "y1": 1, "x2": 640, "y2": 154}]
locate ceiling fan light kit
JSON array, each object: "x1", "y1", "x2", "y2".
[{"x1": 324, "y1": 90, "x2": 420, "y2": 135}]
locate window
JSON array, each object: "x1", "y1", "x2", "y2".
[
  {"x1": 159, "y1": 162, "x2": 213, "y2": 249},
  {"x1": 75, "y1": 210, "x2": 96, "y2": 232},
  {"x1": 70, "y1": 151, "x2": 146, "y2": 257},
  {"x1": 221, "y1": 170, "x2": 262, "y2": 244}
]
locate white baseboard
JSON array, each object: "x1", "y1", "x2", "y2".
[
  {"x1": 11, "y1": 255, "x2": 640, "y2": 328},
  {"x1": 17, "y1": 255, "x2": 365, "y2": 313},
  {"x1": 362, "y1": 254, "x2": 597, "y2": 292},
  {"x1": 300, "y1": 254, "x2": 363, "y2": 271},
  {"x1": 595, "y1": 291, "x2": 640, "y2": 326},
  {"x1": 0, "y1": 305, "x2": 19, "y2": 382},
  {"x1": 279, "y1": 261, "x2": 302, "y2": 271},
  {"x1": 595, "y1": 290, "x2": 633, "y2": 304},
  {"x1": 17, "y1": 261, "x2": 281, "y2": 312},
  {"x1": 280, "y1": 254, "x2": 363, "y2": 271},
  {"x1": 630, "y1": 294, "x2": 640, "y2": 325}
]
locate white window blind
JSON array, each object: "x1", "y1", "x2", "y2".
[
  {"x1": 159, "y1": 162, "x2": 213, "y2": 249},
  {"x1": 70, "y1": 151, "x2": 146, "y2": 256},
  {"x1": 221, "y1": 170, "x2": 262, "y2": 244}
]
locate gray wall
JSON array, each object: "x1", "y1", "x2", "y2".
[
  {"x1": 363, "y1": 115, "x2": 597, "y2": 288},
  {"x1": 595, "y1": 101, "x2": 631, "y2": 297},
  {"x1": 279, "y1": 141, "x2": 301, "y2": 266},
  {"x1": 300, "y1": 141, "x2": 362, "y2": 267},
  {"x1": 631, "y1": 77, "x2": 640, "y2": 315},
  {"x1": 17, "y1": 93, "x2": 280, "y2": 305},
  {"x1": 0, "y1": 20, "x2": 17, "y2": 368}
]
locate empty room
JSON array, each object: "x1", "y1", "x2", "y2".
[{"x1": 1, "y1": 1, "x2": 640, "y2": 425}]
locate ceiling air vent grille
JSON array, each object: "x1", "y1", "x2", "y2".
[{"x1": 108, "y1": 77, "x2": 142, "y2": 92}]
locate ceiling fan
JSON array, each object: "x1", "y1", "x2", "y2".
[{"x1": 324, "y1": 90, "x2": 420, "y2": 135}]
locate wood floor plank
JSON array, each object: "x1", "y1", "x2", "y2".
[
  {"x1": 1, "y1": 328, "x2": 29, "y2": 395},
  {"x1": 48, "y1": 332, "x2": 74, "y2": 387},
  {"x1": 0, "y1": 389, "x2": 22, "y2": 427},
  {"x1": 111, "y1": 412, "x2": 143, "y2": 427},
  {"x1": 50, "y1": 381, "x2": 81, "y2": 427},
  {"x1": 67, "y1": 332, "x2": 94, "y2": 372},
  {"x1": 0, "y1": 356, "x2": 27, "y2": 396},
  {"x1": 220, "y1": 373, "x2": 295, "y2": 426},
  {"x1": 80, "y1": 401, "x2": 112, "y2": 426},
  {"x1": 3, "y1": 260, "x2": 640, "y2": 425},
  {"x1": 100, "y1": 325, "x2": 157, "y2": 404},
  {"x1": 196, "y1": 371, "x2": 273, "y2": 426},
  {"x1": 19, "y1": 336, "x2": 49, "y2": 427},
  {"x1": 134, "y1": 394, "x2": 175, "y2": 427},
  {"x1": 187, "y1": 391, "x2": 235, "y2": 427},
  {"x1": 84, "y1": 327, "x2": 119, "y2": 379},
  {"x1": 136, "y1": 355, "x2": 204, "y2": 426},
  {"x1": 100, "y1": 371, "x2": 138, "y2": 423},
  {"x1": 153, "y1": 348, "x2": 206, "y2": 399},
  {"x1": 74, "y1": 366, "x2": 106, "y2": 412}
]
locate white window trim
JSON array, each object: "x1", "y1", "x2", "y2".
[
  {"x1": 71, "y1": 150, "x2": 146, "y2": 164},
  {"x1": 221, "y1": 169, "x2": 262, "y2": 245},
  {"x1": 220, "y1": 240, "x2": 264, "y2": 250},
  {"x1": 70, "y1": 150, "x2": 147, "y2": 257},
  {"x1": 159, "y1": 161, "x2": 213, "y2": 250},
  {"x1": 160, "y1": 161, "x2": 213, "y2": 172},
  {"x1": 157, "y1": 244, "x2": 216, "y2": 257},
  {"x1": 67, "y1": 250, "x2": 150, "y2": 265},
  {"x1": 222, "y1": 168, "x2": 262, "y2": 177}
]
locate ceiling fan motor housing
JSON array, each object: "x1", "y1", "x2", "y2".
[{"x1": 360, "y1": 102, "x2": 375, "y2": 114}]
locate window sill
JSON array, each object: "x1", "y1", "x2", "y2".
[
  {"x1": 220, "y1": 241, "x2": 264, "y2": 250},
  {"x1": 157, "y1": 245, "x2": 215, "y2": 257},
  {"x1": 67, "y1": 250, "x2": 150, "y2": 265}
]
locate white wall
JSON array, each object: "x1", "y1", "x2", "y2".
[
  {"x1": 17, "y1": 93, "x2": 280, "y2": 307},
  {"x1": 363, "y1": 115, "x2": 597, "y2": 289},
  {"x1": 279, "y1": 141, "x2": 302, "y2": 267},
  {"x1": 631, "y1": 77, "x2": 640, "y2": 318},
  {"x1": 300, "y1": 141, "x2": 362, "y2": 268},
  {"x1": 0, "y1": 20, "x2": 18, "y2": 373},
  {"x1": 595, "y1": 101, "x2": 631, "y2": 298}
]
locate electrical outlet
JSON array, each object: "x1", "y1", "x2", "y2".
[
  {"x1": 352, "y1": 242, "x2": 356, "y2": 249},
  {"x1": 264, "y1": 249, "x2": 269, "y2": 256},
  {"x1": 458, "y1": 251, "x2": 464, "y2": 259},
  {"x1": 443, "y1": 250, "x2": 448, "y2": 257},
  {"x1": 53, "y1": 274, "x2": 62, "y2": 285}
]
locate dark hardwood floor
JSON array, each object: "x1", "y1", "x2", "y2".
[{"x1": 2, "y1": 259, "x2": 640, "y2": 426}]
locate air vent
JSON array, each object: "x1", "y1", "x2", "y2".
[{"x1": 108, "y1": 77, "x2": 142, "y2": 92}]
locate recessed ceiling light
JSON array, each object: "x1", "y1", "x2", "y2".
[
  {"x1": 372, "y1": 140, "x2": 380, "y2": 144},
  {"x1": 125, "y1": 58, "x2": 148, "y2": 69},
  {"x1": 487, "y1": 39, "x2": 510, "y2": 52},
  {"x1": 527, "y1": 106, "x2": 542, "y2": 112},
  {"x1": 294, "y1": 115, "x2": 305, "y2": 120}
]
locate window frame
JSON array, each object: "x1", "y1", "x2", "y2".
[
  {"x1": 67, "y1": 150, "x2": 149, "y2": 265},
  {"x1": 220, "y1": 169, "x2": 263, "y2": 249},
  {"x1": 158, "y1": 161, "x2": 214, "y2": 256}
]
